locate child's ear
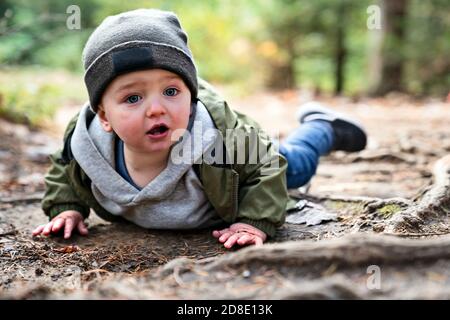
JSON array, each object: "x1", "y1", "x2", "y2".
[{"x1": 97, "y1": 104, "x2": 113, "y2": 132}]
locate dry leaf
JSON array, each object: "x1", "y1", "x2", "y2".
[{"x1": 54, "y1": 245, "x2": 80, "y2": 254}]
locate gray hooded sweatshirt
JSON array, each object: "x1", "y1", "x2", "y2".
[{"x1": 70, "y1": 101, "x2": 224, "y2": 229}]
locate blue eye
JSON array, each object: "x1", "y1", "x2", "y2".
[
  {"x1": 126, "y1": 95, "x2": 141, "y2": 104},
  {"x1": 164, "y1": 88, "x2": 178, "y2": 97}
]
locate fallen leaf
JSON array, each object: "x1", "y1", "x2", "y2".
[
  {"x1": 54, "y1": 245, "x2": 80, "y2": 254},
  {"x1": 286, "y1": 200, "x2": 337, "y2": 226}
]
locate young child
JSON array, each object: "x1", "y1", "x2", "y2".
[{"x1": 33, "y1": 9, "x2": 366, "y2": 249}]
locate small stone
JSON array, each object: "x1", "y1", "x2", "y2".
[
  {"x1": 242, "y1": 270, "x2": 251, "y2": 278},
  {"x1": 373, "y1": 224, "x2": 385, "y2": 233},
  {"x1": 35, "y1": 268, "x2": 44, "y2": 276}
]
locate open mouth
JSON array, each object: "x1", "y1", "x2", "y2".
[{"x1": 146, "y1": 123, "x2": 169, "y2": 136}]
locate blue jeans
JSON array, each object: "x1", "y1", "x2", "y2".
[{"x1": 279, "y1": 121, "x2": 334, "y2": 189}]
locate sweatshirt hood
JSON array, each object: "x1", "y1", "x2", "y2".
[{"x1": 70, "y1": 101, "x2": 218, "y2": 206}]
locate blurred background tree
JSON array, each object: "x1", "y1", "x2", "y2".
[{"x1": 0, "y1": 0, "x2": 449, "y2": 126}]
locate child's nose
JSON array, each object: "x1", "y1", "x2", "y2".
[{"x1": 145, "y1": 99, "x2": 166, "y2": 117}]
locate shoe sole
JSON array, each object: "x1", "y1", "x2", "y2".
[{"x1": 296, "y1": 103, "x2": 367, "y2": 152}]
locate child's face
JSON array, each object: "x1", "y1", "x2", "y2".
[{"x1": 97, "y1": 69, "x2": 192, "y2": 154}]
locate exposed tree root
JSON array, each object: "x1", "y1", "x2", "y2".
[
  {"x1": 293, "y1": 192, "x2": 412, "y2": 215},
  {"x1": 385, "y1": 155, "x2": 450, "y2": 234},
  {"x1": 19, "y1": 233, "x2": 450, "y2": 299},
  {"x1": 201, "y1": 233, "x2": 450, "y2": 271},
  {"x1": 343, "y1": 149, "x2": 419, "y2": 164}
]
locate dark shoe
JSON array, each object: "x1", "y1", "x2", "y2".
[{"x1": 296, "y1": 102, "x2": 367, "y2": 152}]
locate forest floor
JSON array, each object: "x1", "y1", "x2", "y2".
[{"x1": 1, "y1": 90, "x2": 450, "y2": 299}]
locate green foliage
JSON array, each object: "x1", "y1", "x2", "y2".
[
  {"x1": 0, "y1": 66, "x2": 87, "y2": 127},
  {"x1": 404, "y1": 0, "x2": 450, "y2": 96},
  {"x1": 0, "y1": 82, "x2": 61, "y2": 127},
  {"x1": 0, "y1": 0, "x2": 448, "y2": 119}
]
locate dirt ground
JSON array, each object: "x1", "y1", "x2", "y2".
[{"x1": 1, "y1": 91, "x2": 450, "y2": 299}]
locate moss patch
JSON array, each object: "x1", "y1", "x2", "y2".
[
  {"x1": 377, "y1": 204, "x2": 403, "y2": 219},
  {"x1": 324, "y1": 200, "x2": 366, "y2": 215}
]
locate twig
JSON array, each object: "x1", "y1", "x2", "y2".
[
  {"x1": 82, "y1": 269, "x2": 111, "y2": 275},
  {"x1": 173, "y1": 266, "x2": 186, "y2": 287},
  {"x1": 0, "y1": 193, "x2": 44, "y2": 204},
  {"x1": 384, "y1": 232, "x2": 450, "y2": 238},
  {"x1": 0, "y1": 230, "x2": 17, "y2": 237}
]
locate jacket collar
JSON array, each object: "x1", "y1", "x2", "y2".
[{"x1": 197, "y1": 78, "x2": 237, "y2": 136}]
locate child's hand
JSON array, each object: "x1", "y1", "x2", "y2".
[
  {"x1": 32, "y1": 210, "x2": 88, "y2": 239},
  {"x1": 212, "y1": 222, "x2": 267, "y2": 249}
]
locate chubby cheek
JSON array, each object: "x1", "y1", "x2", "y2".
[
  {"x1": 170, "y1": 107, "x2": 191, "y2": 142},
  {"x1": 108, "y1": 112, "x2": 142, "y2": 142}
]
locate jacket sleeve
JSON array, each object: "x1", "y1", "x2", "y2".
[
  {"x1": 231, "y1": 111, "x2": 289, "y2": 238},
  {"x1": 41, "y1": 112, "x2": 91, "y2": 221}
]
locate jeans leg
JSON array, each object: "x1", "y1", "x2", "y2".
[{"x1": 279, "y1": 120, "x2": 334, "y2": 189}]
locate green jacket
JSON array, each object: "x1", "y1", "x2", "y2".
[{"x1": 41, "y1": 78, "x2": 296, "y2": 237}]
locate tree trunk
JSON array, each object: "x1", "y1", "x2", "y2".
[
  {"x1": 266, "y1": 60, "x2": 296, "y2": 90},
  {"x1": 266, "y1": 38, "x2": 297, "y2": 90},
  {"x1": 370, "y1": 0, "x2": 408, "y2": 96},
  {"x1": 334, "y1": 3, "x2": 347, "y2": 95}
]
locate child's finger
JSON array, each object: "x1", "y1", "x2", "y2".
[
  {"x1": 51, "y1": 218, "x2": 65, "y2": 233},
  {"x1": 224, "y1": 234, "x2": 240, "y2": 249},
  {"x1": 64, "y1": 218, "x2": 75, "y2": 239},
  {"x1": 212, "y1": 228, "x2": 229, "y2": 238},
  {"x1": 218, "y1": 231, "x2": 233, "y2": 243},
  {"x1": 77, "y1": 221, "x2": 88, "y2": 235},
  {"x1": 32, "y1": 225, "x2": 45, "y2": 236},
  {"x1": 236, "y1": 234, "x2": 252, "y2": 246},
  {"x1": 254, "y1": 236, "x2": 264, "y2": 246},
  {"x1": 42, "y1": 222, "x2": 54, "y2": 236}
]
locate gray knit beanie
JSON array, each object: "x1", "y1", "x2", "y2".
[{"x1": 82, "y1": 9, "x2": 198, "y2": 112}]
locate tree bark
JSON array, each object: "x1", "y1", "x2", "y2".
[
  {"x1": 370, "y1": 0, "x2": 408, "y2": 95},
  {"x1": 334, "y1": 3, "x2": 347, "y2": 95},
  {"x1": 385, "y1": 154, "x2": 450, "y2": 233},
  {"x1": 266, "y1": 60, "x2": 296, "y2": 90},
  {"x1": 266, "y1": 39, "x2": 297, "y2": 90}
]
